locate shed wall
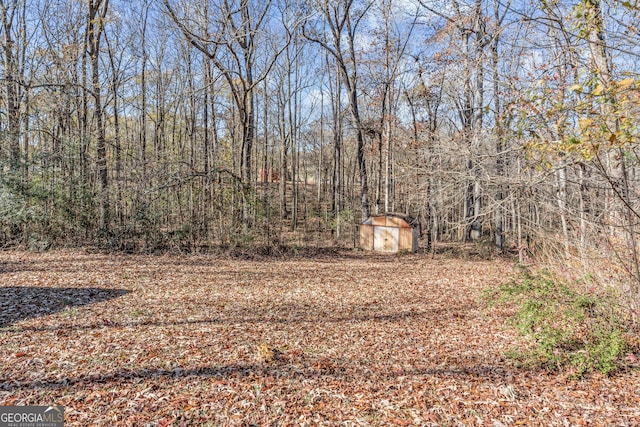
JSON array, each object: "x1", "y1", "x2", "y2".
[
  {"x1": 398, "y1": 228, "x2": 414, "y2": 251},
  {"x1": 359, "y1": 224, "x2": 374, "y2": 250}
]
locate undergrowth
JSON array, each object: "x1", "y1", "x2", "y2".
[{"x1": 484, "y1": 267, "x2": 628, "y2": 377}]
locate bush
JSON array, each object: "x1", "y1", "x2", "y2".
[{"x1": 484, "y1": 268, "x2": 627, "y2": 377}]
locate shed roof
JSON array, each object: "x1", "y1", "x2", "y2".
[{"x1": 363, "y1": 212, "x2": 419, "y2": 229}]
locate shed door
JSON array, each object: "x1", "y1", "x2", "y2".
[{"x1": 374, "y1": 226, "x2": 399, "y2": 252}]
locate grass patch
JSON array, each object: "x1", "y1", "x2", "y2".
[{"x1": 484, "y1": 267, "x2": 628, "y2": 377}]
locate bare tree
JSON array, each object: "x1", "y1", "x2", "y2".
[
  {"x1": 304, "y1": 0, "x2": 373, "y2": 221},
  {"x1": 0, "y1": 0, "x2": 27, "y2": 172},
  {"x1": 86, "y1": 0, "x2": 110, "y2": 231},
  {"x1": 164, "y1": 0, "x2": 292, "y2": 228},
  {"x1": 164, "y1": 0, "x2": 288, "y2": 184}
]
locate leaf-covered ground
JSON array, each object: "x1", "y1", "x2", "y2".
[{"x1": 1, "y1": 250, "x2": 638, "y2": 426}]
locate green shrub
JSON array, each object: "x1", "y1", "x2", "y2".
[
  {"x1": 484, "y1": 268, "x2": 627, "y2": 377},
  {"x1": 329, "y1": 209, "x2": 354, "y2": 231}
]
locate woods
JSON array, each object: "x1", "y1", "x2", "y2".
[
  {"x1": 0, "y1": 0, "x2": 639, "y2": 280},
  {"x1": 2, "y1": 1, "x2": 640, "y2": 422}
]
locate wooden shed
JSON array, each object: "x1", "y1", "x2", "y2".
[{"x1": 359, "y1": 213, "x2": 420, "y2": 253}]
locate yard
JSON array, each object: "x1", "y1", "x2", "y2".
[{"x1": 1, "y1": 250, "x2": 638, "y2": 426}]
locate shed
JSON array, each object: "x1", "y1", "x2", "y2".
[{"x1": 359, "y1": 213, "x2": 420, "y2": 253}]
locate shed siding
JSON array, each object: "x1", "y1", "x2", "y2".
[
  {"x1": 359, "y1": 224, "x2": 374, "y2": 250},
  {"x1": 398, "y1": 228, "x2": 413, "y2": 251}
]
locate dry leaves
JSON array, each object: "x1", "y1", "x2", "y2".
[{"x1": 1, "y1": 249, "x2": 638, "y2": 426}]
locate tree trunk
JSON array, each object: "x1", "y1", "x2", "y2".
[
  {"x1": 88, "y1": 0, "x2": 110, "y2": 232},
  {"x1": 0, "y1": 0, "x2": 23, "y2": 171},
  {"x1": 556, "y1": 163, "x2": 570, "y2": 258}
]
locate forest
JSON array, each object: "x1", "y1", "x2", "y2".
[
  {"x1": 1, "y1": 0, "x2": 640, "y2": 423},
  {"x1": 0, "y1": 0, "x2": 638, "y2": 261}
]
